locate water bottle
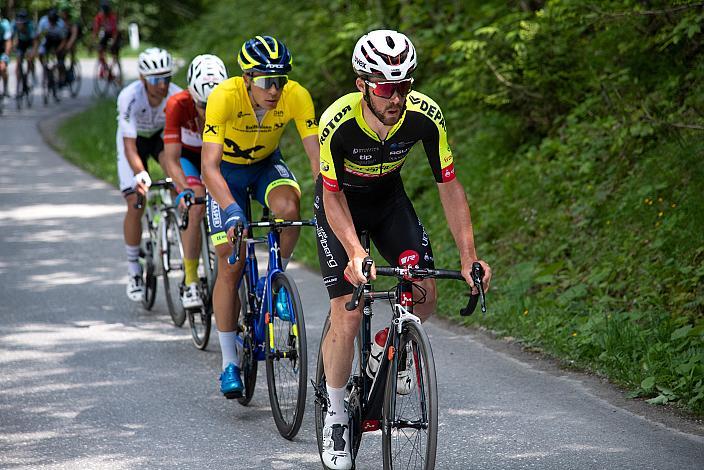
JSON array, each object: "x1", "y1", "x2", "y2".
[
  {"x1": 275, "y1": 290, "x2": 291, "y2": 321},
  {"x1": 366, "y1": 327, "x2": 389, "y2": 378},
  {"x1": 255, "y1": 276, "x2": 266, "y2": 299}
]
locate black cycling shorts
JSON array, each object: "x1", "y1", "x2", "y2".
[
  {"x1": 120, "y1": 133, "x2": 164, "y2": 197},
  {"x1": 314, "y1": 175, "x2": 435, "y2": 299},
  {"x1": 136, "y1": 133, "x2": 164, "y2": 162},
  {"x1": 99, "y1": 31, "x2": 122, "y2": 54}
]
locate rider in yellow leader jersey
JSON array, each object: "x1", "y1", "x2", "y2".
[{"x1": 201, "y1": 35, "x2": 319, "y2": 399}]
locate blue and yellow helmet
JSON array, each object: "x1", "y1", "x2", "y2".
[{"x1": 238, "y1": 35, "x2": 292, "y2": 74}]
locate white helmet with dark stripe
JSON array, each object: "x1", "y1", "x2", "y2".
[
  {"x1": 352, "y1": 30, "x2": 416, "y2": 80},
  {"x1": 187, "y1": 54, "x2": 227, "y2": 103},
  {"x1": 138, "y1": 47, "x2": 173, "y2": 77}
]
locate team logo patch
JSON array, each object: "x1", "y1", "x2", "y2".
[
  {"x1": 205, "y1": 124, "x2": 218, "y2": 135},
  {"x1": 274, "y1": 164, "x2": 290, "y2": 178},
  {"x1": 398, "y1": 250, "x2": 420, "y2": 267}
]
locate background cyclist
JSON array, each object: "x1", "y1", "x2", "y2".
[
  {"x1": 201, "y1": 35, "x2": 320, "y2": 399},
  {"x1": 314, "y1": 30, "x2": 492, "y2": 469},
  {"x1": 162, "y1": 54, "x2": 228, "y2": 309},
  {"x1": 58, "y1": 2, "x2": 82, "y2": 73},
  {"x1": 0, "y1": 9, "x2": 10, "y2": 98},
  {"x1": 36, "y1": 8, "x2": 67, "y2": 89},
  {"x1": 93, "y1": 0, "x2": 120, "y2": 70},
  {"x1": 11, "y1": 9, "x2": 38, "y2": 90},
  {"x1": 116, "y1": 47, "x2": 181, "y2": 302}
]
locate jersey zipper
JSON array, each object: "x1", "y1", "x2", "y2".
[{"x1": 379, "y1": 139, "x2": 385, "y2": 176}]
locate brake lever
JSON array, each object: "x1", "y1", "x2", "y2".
[
  {"x1": 459, "y1": 262, "x2": 486, "y2": 316},
  {"x1": 345, "y1": 257, "x2": 373, "y2": 311},
  {"x1": 227, "y1": 222, "x2": 245, "y2": 265}
]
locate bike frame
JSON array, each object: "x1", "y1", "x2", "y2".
[
  {"x1": 240, "y1": 227, "x2": 286, "y2": 362},
  {"x1": 236, "y1": 195, "x2": 308, "y2": 364},
  {"x1": 352, "y1": 273, "x2": 421, "y2": 433}
]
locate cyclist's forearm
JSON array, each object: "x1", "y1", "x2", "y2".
[
  {"x1": 302, "y1": 135, "x2": 320, "y2": 180},
  {"x1": 162, "y1": 143, "x2": 189, "y2": 191},
  {"x1": 438, "y1": 178, "x2": 478, "y2": 262},
  {"x1": 323, "y1": 189, "x2": 365, "y2": 259},
  {"x1": 202, "y1": 142, "x2": 236, "y2": 209},
  {"x1": 123, "y1": 137, "x2": 145, "y2": 174}
]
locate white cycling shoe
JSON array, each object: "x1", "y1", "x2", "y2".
[
  {"x1": 181, "y1": 282, "x2": 203, "y2": 309},
  {"x1": 322, "y1": 416, "x2": 352, "y2": 470},
  {"x1": 126, "y1": 275, "x2": 145, "y2": 302}
]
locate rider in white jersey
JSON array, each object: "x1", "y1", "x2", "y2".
[{"x1": 116, "y1": 47, "x2": 181, "y2": 301}]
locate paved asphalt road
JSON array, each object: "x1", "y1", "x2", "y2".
[{"x1": 1, "y1": 59, "x2": 703, "y2": 469}]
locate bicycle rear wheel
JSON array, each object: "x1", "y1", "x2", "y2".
[
  {"x1": 187, "y1": 303, "x2": 211, "y2": 349},
  {"x1": 140, "y1": 212, "x2": 158, "y2": 310},
  {"x1": 382, "y1": 320, "x2": 437, "y2": 470},
  {"x1": 265, "y1": 271, "x2": 307, "y2": 440},
  {"x1": 162, "y1": 214, "x2": 186, "y2": 327},
  {"x1": 237, "y1": 281, "x2": 258, "y2": 405}
]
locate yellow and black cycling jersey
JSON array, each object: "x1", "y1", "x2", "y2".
[
  {"x1": 318, "y1": 90, "x2": 455, "y2": 193},
  {"x1": 203, "y1": 76, "x2": 318, "y2": 165}
]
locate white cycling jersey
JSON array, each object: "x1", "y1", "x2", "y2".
[
  {"x1": 116, "y1": 80, "x2": 182, "y2": 192},
  {"x1": 117, "y1": 80, "x2": 182, "y2": 138}
]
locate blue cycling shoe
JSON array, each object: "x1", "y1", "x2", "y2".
[{"x1": 219, "y1": 363, "x2": 244, "y2": 399}]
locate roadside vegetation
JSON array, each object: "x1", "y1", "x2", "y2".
[{"x1": 57, "y1": 0, "x2": 704, "y2": 414}]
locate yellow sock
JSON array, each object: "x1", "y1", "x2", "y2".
[{"x1": 184, "y1": 258, "x2": 199, "y2": 285}]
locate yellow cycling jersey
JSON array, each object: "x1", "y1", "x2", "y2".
[
  {"x1": 203, "y1": 76, "x2": 318, "y2": 165},
  {"x1": 319, "y1": 90, "x2": 454, "y2": 192}
]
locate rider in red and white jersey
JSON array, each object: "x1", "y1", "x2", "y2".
[{"x1": 162, "y1": 54, "x2": 228, "y2": 309}]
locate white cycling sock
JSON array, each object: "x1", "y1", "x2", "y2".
[
  {"x1": 218, "y1": 330, "x2": 240, "y2": 370},
  {"x1": 282, "y1": 257, "x2": 290, "y2": 270},
  {"x1": 125, "y1": 244, "x2": 141, "y2": 276},
  {"x1": 326, "y1": 384, "x2": 347, "y2": 425}
]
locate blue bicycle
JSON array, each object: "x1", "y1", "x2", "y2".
[{"x1": 229, "y1": 196, "x2": 315, "y2": 440}]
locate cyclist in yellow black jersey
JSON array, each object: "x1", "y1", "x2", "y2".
[
  {"x1": 314, "y1": 29, "x2": 492, "y2": 469},
  {"x1": 201, "y1": 35, "x2": 319, "y2": 400},
  {"x1": 318, "y1": 89, "x2": 453, "y2": 192}
]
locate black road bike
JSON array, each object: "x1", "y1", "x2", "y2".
[{"x1": 313, "y1": 232, "x2": 486, "y2": 470}]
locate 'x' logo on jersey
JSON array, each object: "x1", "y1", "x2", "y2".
[{"x1": 205, "y1": 124, "x2": 217, "y2": 135}]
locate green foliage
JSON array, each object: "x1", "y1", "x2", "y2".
[{"x1": 57, "y1": 0, "x2": 704, "y2": 414}]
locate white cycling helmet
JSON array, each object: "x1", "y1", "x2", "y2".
[
  {"x1": 138, "y1": 47, "x2": 173, "y2": 77},
  {"x1": 352, "y1": 29, "x2": 416, "y2": 80},
  {"x1": 187, "y1": 54, "x2": 228, "y2": 103}
]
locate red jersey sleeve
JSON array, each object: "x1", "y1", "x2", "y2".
[{"x1": 163, "y1": 95, "x2": 183, "y2": 145}]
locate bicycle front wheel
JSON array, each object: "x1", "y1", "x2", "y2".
[
  {"x1": 141, "y1": 213, "x2": 158, "y2": 311},
  {"x1": 382, "y1": 320, "x2": 438, "y2": 470},
  {"x1": 162, "y1": 214, "x2": 186, "y2": 327},
  {"x1": 68, "y1": 60, "x2": 82, "y2": 97},
  {"x1": 265, "y1": 271, "x2": 307, "y2": 440}
]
